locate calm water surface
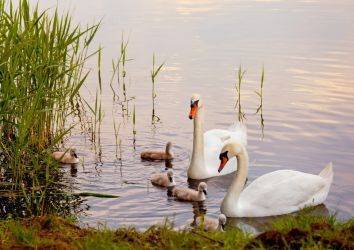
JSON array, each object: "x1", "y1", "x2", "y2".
[{"x1": 32, "y1": 0, "x2": 353, "y2": 229}]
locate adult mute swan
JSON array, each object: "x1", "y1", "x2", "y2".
[
  {"x1": 188, "y1": 94, "x2": 247, "y2": 179},
  {"x1": 52, "y1": 149, "x2": 79, "y2": 164},
  {"x1": 218, "y1": 140, "x2": 333, "y2": 217}
]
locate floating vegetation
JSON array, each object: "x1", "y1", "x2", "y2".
[
  {"x1": 235, "y1": 65, "x2": 246, "y2": 122},
  {"x1": 0, "y1": 0, "x2": 98, "y2": 218},
  {"x1": 255, "y1": 66, "x2": 265, "y2": 139},
  {"x1": 150, "y1": 53, "x2": 165, "y2": 124},
  {"x1": 76, "y1": 192, "x2": 119, "y2": 198}
]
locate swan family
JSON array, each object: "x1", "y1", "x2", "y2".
[
  {"x1": 146, "y1": 93, "x2": 333, "y2": 226},
  {"x1": 55, "y1": 93, "x2": 334, "y2": 230}
]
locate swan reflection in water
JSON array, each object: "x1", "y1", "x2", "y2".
[{"x1": 227, "y1": 204, "x2": 330, "y2": 235}]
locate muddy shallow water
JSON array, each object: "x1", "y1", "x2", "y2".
[{"x1": 30, "y1": 0, "x2": 353, "y2": 229}]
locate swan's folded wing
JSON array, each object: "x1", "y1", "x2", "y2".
[
  {"x1": 203, "y1": 129, "x2": 238, "y2": 174},
  {"x1": 204, "y1": 124, "x2": 247, "y2": 149},
  {"x1": 239, "y1": 170, "x2": 327, "y2": 216},
  {"x1": 228, "y1": 122, "x2": 247, "y2": 146}
]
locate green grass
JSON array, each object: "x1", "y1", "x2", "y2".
[
  {"x1": 0, "y1": 0, "x2": 98, "y2": 217},
  {"x1": 0, "y1": 213, "x2": 352, "y2": 249}
]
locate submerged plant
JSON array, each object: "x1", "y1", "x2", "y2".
[{"x1": 150, "y1": 53, "x2": 164, "y2": 123}]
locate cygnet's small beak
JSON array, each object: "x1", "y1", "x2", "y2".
[{"x1": 203, "y1": 189, "x2": 207, "y2": 195}]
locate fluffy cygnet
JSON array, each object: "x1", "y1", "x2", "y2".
[
  {"x1": 150, "y1": 169, "x2": 175, "y2": 187},
  {"x1": 195, "y1": 214, "x2": 227, "y2": 231},
  {"x1": 172, "y1": 182, "x2": 207, "y2": 202},
  {"x1": 52, "y1": 148, "x2": 79, "y2": 164},
  {"x1": 141, "y1": 142, "x2": 174, "y2": 161}
]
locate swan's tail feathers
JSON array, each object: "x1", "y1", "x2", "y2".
[
  {"x1": 228, "y1": 121, "x2": 247, "y2": 146},
  {"x1": 319, "y1": 162, "x2": 333, "y2": 183}
]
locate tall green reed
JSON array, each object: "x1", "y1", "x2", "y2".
[
  {"x1": 235, "y1": 65, "x2": 246, "y2": 122},
  {"x1": 0, "y1": 0, "x2": 98, "y2": 217},
  {"x1": 109, "y1": 34, "x2": 134, "y2": 117},
  {"x1": 150, "y1": 54, "x2": 164, "y2": 123},
  {"x1": 255, "y1": 66, "x2": 265, "y2": 139}
]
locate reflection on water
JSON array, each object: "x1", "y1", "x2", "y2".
[
  {"x1": 29, "y1": 0, "x2": 354, "y2": 229},
  {"x1": 227, "y1": 205, "x2": 330, "y2": 235}
]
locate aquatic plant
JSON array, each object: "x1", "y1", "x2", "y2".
[
  {"x1": 108, "y1": 33, "x2": 136, "y2": 119},
  {"x1": 112, "y1": 115, "x2": 122, "y2": 160},
  {"x1": 255, "y1": 66, "x2": 265, "y2": 138},
  {"x1": 132, "y1": 102, "x2": 137, "y2": 149},
  {"x1": 235, "y1": 65, "x2": 246, "y2": 122},
  {"x1": 0, "y1": 0, "x2": 98, "y2": 217},
  {"x1": 150, "y1": 53, "x2": 164, "y2": 123}
]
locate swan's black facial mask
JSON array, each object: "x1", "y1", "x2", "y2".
[
  {"x1": 189, "y1": 100, "x2": 199, "y2": 119},
  {"x1": 218, "y1": 151, "x2": 229, "y2": 173},
  {"x1": 169, "y1": 176, "x2": 173, "y2": 182},
  {"x1": 203, "y1": 189, "x2": 207, "y2": 195}
]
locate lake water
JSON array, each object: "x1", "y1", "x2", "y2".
[{"x1": 31, "y1": 0, "x2": 354, "y2": 229}]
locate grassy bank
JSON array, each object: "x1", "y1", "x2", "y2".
[{"x1": 0, "y1": 213, "x2": 352, "y2": 249}]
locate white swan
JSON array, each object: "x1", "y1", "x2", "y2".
[
  {"x1": 188, "y1": 94, "x2": 247, "y2": 179},
  {"x1": 218, "y1": 140, "x2": 333, "y2": 217}
]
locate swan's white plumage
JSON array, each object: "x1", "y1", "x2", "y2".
[
  {"x1": 189, "y1": 123, "x2": 247, "y2": 179},
  {"x1": 236, "y1": 169, "x2": 331, "y2": 217},
  {"x1": 219, "y1": 141, "x2": 333, "y2": 218},
  {"x1": 204, "y1": 123, "x2": 247, "y2": 177},
  {"x1": 188, "y1": 94, "x2": 247, "y2": 179}
]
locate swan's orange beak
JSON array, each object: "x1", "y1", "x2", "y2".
[
  {"x1": 218, "y1": 151, "x2": 229, "y2": 173},
  {"x1": 189, "y1": 105, "x2": 198, "y2": 119}
]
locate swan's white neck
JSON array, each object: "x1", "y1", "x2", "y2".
[
  {"x1": 188, "y1": 106, "x2": 205, "y2": 178},
  {"x1": 221, "y1": 145, "x2": 248, "y2": 213}
]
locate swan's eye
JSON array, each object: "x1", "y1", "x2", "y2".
[
  {"x1": 190, "y1": 100, "x2": 199, "y2": 108},
  {"x1": 219, "y1": 151, "x2": 228, "y2": 161}
]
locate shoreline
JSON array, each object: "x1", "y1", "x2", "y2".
[{"x1": 1, "y1": 213, "x2": 352, "y2": 249}]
